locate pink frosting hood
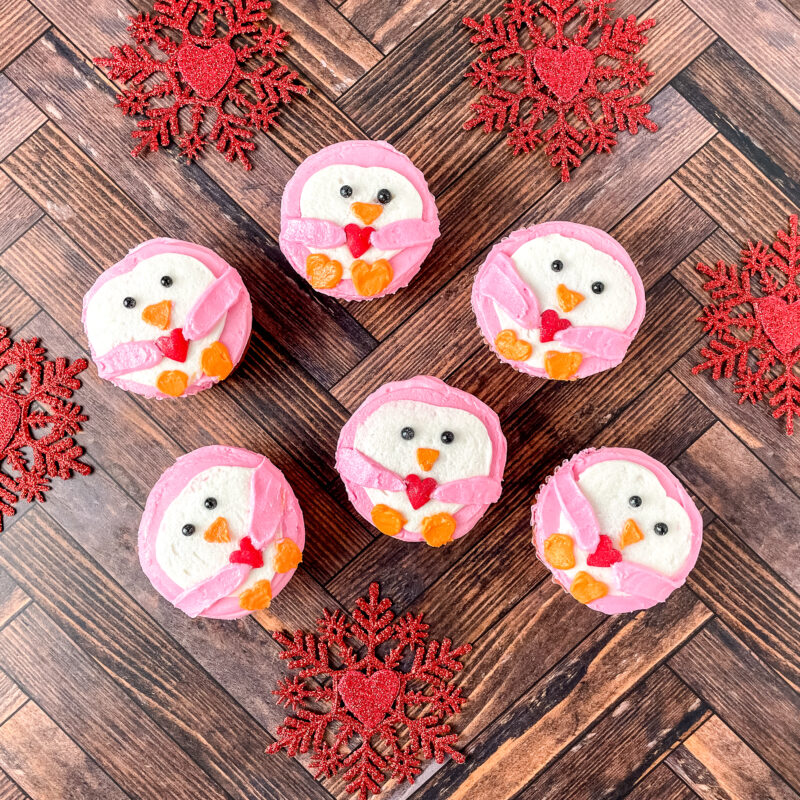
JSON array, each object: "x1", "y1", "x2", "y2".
[
  {"x1": 335, "y1": 376, "x2": 507, "y2": 543},
  {"x1": 472, "y1": 222, "x2": 646, "y2": 379},
  {"x1": 82, "y1": 238, "x2": 253, "y2": 399},
  {"x1": 279, "y1": 140, "x2": 440, "y2": 301},
  {"x1": 531, "y1": 447, "x2": 703, "y2": 614},
  {"x1": 138, "y1": 445, "x2": 305, "y2": 620}
]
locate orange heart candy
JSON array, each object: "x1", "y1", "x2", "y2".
[
  {"x1": 556, "y1": 284, "x2": 585, "y2": 312},
  {"x1": 273, "y1": 539, "x2": 303, "y2": 573},
  {"x1": 239, "y1": 579, "x2": 272, "y2": 611},
  {"x1": 141, "y1": 299, "x2": 172, "y2": 330},
  {"x1": 543, "y1": 533, "x2": 575, "y2": 569},
  {"x1": 544, "y1": 350, "x2": 582, "y2": 380},
  {"x1": 619, "y1": 518, "x2": 644, "y2": 549},
  {"x1": 570, "y1": 571, "x2": 608, "y2": 605},
  {"x1": 495, "y1": 329, "x2": 532, "y2": 362},
  {"x1": 306, "y1": 254, "x2": 342, "y2": 289},
  {"x1": 351, "y1": 259, "x2": 393, "y2": 297},
  {"x1": 201, "y1": 341, "x2": 234, "y2": 381},
  {"x1": 204, "y1": 516, "x2": 231, "y2": 543},
  {"x1": 421, "y1": 512, "x2": 456, "y2": 547},
  {"x1": 156, "y1": 370, "x2": 189, "y2": 397},
  {"x1": 371, "y1": 504, "x2": 406, "y2": 537}
]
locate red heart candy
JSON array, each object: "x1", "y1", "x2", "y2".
[
  {"x1": 540, "y1": 309, "x2": 571, "y2": 343},
  {"x1": 338, "y1": 669, "x2": 400, "y2": 729},
  {"x1": 177, "y1": 42, "x2": 236, "y2": 100},
  {"x1": 229, "y1": 536, "x2": 264, "y2": 569},
  {"x1": 345, "y1": 224, "x2": 374, "y2": 259},
  {"x1": 586, "y1": 534, "x2": 622, "y2": 568},
  {"x1": 0, "y1": 396, "x2": 20, "y2": 452},
  {"x1": 405, "y1": 474, "x2": 437, "y2": 510},
  {"x1": 155, "y1": 328, "x2": 189, "y2": 363},
  {"x1": 754, "y1": 296, "x2": 800, "y2": 355},
  {"x1": 534, "y1": 45, "x2": 594, "y2": 103}
]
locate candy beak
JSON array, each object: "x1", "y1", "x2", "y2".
[
  {"x1": 142, "y1": 299, "x2": 172, "y2": 330},
  {"x1": 619, "y1": 518, "x2": 644, "y2": 549},
  {"x1": 204, "y1": 516, "x2": 231, "y2": 543},
  {"x1": 556, "y1": 284, "x2": 585, "y2": 313},
  {"x1": 416, "y1": 448, "x2": 439, "y2": 472},
  {"x1": 351, "y1": 202, "x2": 383, "y2": 226}
]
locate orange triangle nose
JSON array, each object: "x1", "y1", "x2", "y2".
[
  {"x1": 351, "y1": 202, "x2": 383, "y2": 226},
  {"x1": 142, "y1": 299, "x2": 172, "y2": 330},
  {"x1": 417, "y1": 448, "x2": 439, "y2": 472},
  {"x1": 204, "y1": 517, "x2": 231, "y2": 543},
  {"x1": 619, "y1": 518, "x2": 644, "y2": 549},
  {"x1": 556, "y1": 284, "x2": 585, "y2": 312}
]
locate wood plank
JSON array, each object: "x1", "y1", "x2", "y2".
[
  {"x1": 667, "y1": 714, "x2": 800, "y2": 800},
  {"x1": 670, "y1": 619, "x2": 800, "y2": 792},
  {"x1": 0, "y1": 0, "x2": 48, "y2": 71},
  {"x1": 0, "y1": 572, "x2": 29, "y2": 631},
  {"x1": 672, "y1": 423, "x2": 800, "y2": 593},
  {"x1": 627, "y1": 764, "x2": 699, "y2": 800},
  {"x1": 338, "y1": 0, "x2": 449, "y2": 53},
  {"x1": 0, "y1": 673, "x2": 25, "y2": 728},
  {"x1": 0, "y1": 77, "x2": 44, "y2": 163},
  {"x1": 0, "y1": 173, "x2": 41, "y2": 253},
  {"x1": 0, "y1": 271, "x2": 38, "y2": 334},
  {"x1": 0, "y1": 701, "x2": 126, "y2": 800}
]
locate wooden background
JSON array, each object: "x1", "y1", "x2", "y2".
[{"x1": 0, "y1": 0, "x2": 799, "y2": 797}]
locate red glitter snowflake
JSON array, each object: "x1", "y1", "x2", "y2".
[
  {"x1": 693, "y1": 215, "x2": 800, "y2": 435},
  {"x1": 462, "y1": 0, "x2": 658, "y2": 181},
  {"x1": 0, "y1": 328, "x2": 91, "y2": 530},
  {"x1": 267, "y1": 583, "x2": 472, "y2": 800},
  {"x1": 95, "y1": 0, "x2": 307, "y2": 170}
]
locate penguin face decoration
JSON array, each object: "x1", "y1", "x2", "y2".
[
  {"x1": 280, "y1": 140, "x2": 440, "y2": 300},
  {"x1": 532, "y1": 448, "x2": 703, "y2": 614},
  {"x1": 139, "y1": 446, "x2": 304, "y2": 620},
  {"x1": 336, "y1": 376, "x2": 507, "y2": 547},
  {"x1": 83, "y1": 239, "x2": 252, "y2": 399},
  {"x1": 472, "y1": 222, "x2": 646, "y2": 380}
]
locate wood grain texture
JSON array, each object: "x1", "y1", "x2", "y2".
[
  {"x1": 0, "y1": 0, "x2": 48, "y2": 71},
  {"x1": 0, "y1": 76, "x2": 44, "y2": 162}
]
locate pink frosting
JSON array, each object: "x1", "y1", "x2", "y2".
[
  {"x1": 82, "y1": 238, "x2": 253, "y2": 399},
  {"x1": 335, "y1": 376, "x2": 507, "y2": 543},
  {"x1": 279, "y1": 140, "x2": 440, "y2": 301},
  {"x1": 472, "y1": 222, "x2": 646, "y2": 379},
  {"x1": 531, "y1": 447, "x2": 703, "y2": 614},
  {"x1": 138, "y1": 445, "x2": 305, "y2": 620}
]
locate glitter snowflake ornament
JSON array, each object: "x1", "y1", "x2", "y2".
[
  {"x1": 0, "y1": 328, "x2": 91, "y2": 530},
  {"x1": 693, "y1": 215, "x2": 800, "y2": 435},
  {"x1": 95, "y1": 0, "x2": 307, "y2": 170},
  {"x1": 463, "y1": 0, "x2": 658, "y2": 181},
  {"x1": 267, "y1": 583, "x2": 472, "y2": 799}
]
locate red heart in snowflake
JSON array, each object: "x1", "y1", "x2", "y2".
[
  {"x1": 345, "y1": 224, "x2": 374, "y2": 259},
  {"x1": 177, "y1": 42, "x2": 236, "y2": 100},
  {"x1": 0, "y1": 397, "x2": 20, "y2": 452},
  {"x1": 534, "y1": 45, "x2": 594, "y2": 103},
  {"x1": 229, "y1": 536, "x2": 264, "y2": 569},
  {"x1": 754, "y1": 296, "x2": 800, "y2": 355},
  {"x1": 338, "y1": 669, "x2": 400, "y2": 729},
  {"x1": 540, "y1": 309, "x2": 571, "y2": 343},
  {"x1": 586, "y1": 535, "x2": 622, "y2": 568},
  {"x1": 155, "y1": 328, "x2": 189, "y2": 363},
  {"x1": 405, "y1": 474, "x2": 437, "y2": 510}
]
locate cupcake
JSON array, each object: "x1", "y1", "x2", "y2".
[
  {"x1": 139, "y1": 446, "x2": 304, "y2": 619},
  {"x1": 532, "y1": 448, "x2": 703, "y2": 613},
  {"x1": 472, "y1": 222, "x2": 645, "y2": 380},
  {"x1": 279, "y1": 140, "x2": 440, "y2": 300},
  {"x1": 336, "y1": 376, "x2": 506, "y2": 546},
  {"x1": 83, "y1": 238, "x2": 252, "y2": 398}
]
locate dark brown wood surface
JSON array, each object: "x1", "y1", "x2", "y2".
[{"x1": 0, "y1": 1, "x2": 798, "y2": 798}]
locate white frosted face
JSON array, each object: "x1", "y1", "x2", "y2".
[
  {"x1": 299, "y1": 164, "x2": 423, "y2": 230},
  {"x1": 155, "y1": 465, "x2": 277, "y2": 592}
]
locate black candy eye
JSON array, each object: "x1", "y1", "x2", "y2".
[
  {"x1": 592, "y1": 281, "x2": 605, "y2": 294},
  {"x1": 161, "y1": 275, "x2": 173, "y2": 287},
  {"x1": 123, "y1": 296, "x2": 136, "y2": 309},
  {"x1": 441, "y1": 431, "x2": 455, "y2": 444},
  {"x1": 340, "y1": 185, "x2": 353, "y2": 198},
  {"x1": 401, "y1": 427, "x2": 415, "y2": 440},
  {"x1": 551, "y1": 260, "x2": 564, "y2": 272},
  {"x1": 204, "y1": 497, "x2": 217, "y2": 509},
  {"x1": 629, "y1": 495, "x2": 642, "y2": 508},
  {"x1": 182, "y1": 524, "x2": 195, "y2": 536},
  {"x1": 377, "y1": 189, "x2": 392, "y2": 204},
  {"x1": 654, "y1": 523, "x2": 669, "y2": 536}
]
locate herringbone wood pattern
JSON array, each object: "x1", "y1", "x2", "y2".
[{"x1": 0, "y1": 0, "x2": 798, "y2": 798}]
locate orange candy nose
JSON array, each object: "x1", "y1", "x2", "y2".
[
  {"x1": 619, "y1": 518, "x2": 644, "y2": 549},
  {"x1": 544, "y1": 350, "x2": 582, "y2": 380},
  {"x1": 556, "y1": 284, "x2": 585, "y2": 312},
  {"x1": 351, "y1": 259, "x2": 393, "y2": 297},
  {"x1": 570, "y1": 571, "x2": 608, "y2": 605},
  {"x1": 417, "y1": 447, "x2": 439, "y2": 472},
  {"x1": 239, "y1": 579, "x2": 272, "y2": 611},
  {"x1": 201, "y1": 341, "x2": 234, "y2": 381},
  {"x1": 156, "y1": 370, "x2": 188, "y2": 397},
  {"x1": 204, "y1": 517, "x2": 231, "y2": 543},
  {"x1": 273, "y1": 539, "x2": 303, "y2": 572},
  {"x1": 351, "y1": 202, "x2": 383, "y2": 226},
  {"x1": 495, "y1": 329, "x2": 532, "y2": 362},
  {"x1": 543, "y1": 533, "x2": 576, "y2": 569},
  {"x1": 421, "y1": 512, "x2": 456, "y2": 547},
  {"x1": 306, "y1": 254, "x2": 342, "y2": 289},
  {"x1": 371, "y1": 504, "x2": 406, "y2": 537},
  {"x1": 142, "y1": 299, "x2": 172, "y2": 329}
]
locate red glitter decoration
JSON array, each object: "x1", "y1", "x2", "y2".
[
  {"x1": 95, "y1": 0, "x2": 307, "y2": 170},
  {"x1": 0, "y1": 327, "x2": 90, "y2": 531},
  {"x1": 539, "y1": 308, "x2": 571, "y2": 342},
  {"x1": 462, "y1": 0, "x2": 658, "y2": 181},
  {"x1": 586, "y1": 534, "x2": 621, "y2": 567},
  {"x1": 229, "y1": 535, "x2": 263, "y2": 568},
  {"x1": 267, "y1": 582, "x2": 472, "y2": 800},
  {"x1": 404, "y1": 474, "x2": 437, "y2": 510},
  {"x1": 693, "y1": 215, "x2": 800, "y2": 435}
]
